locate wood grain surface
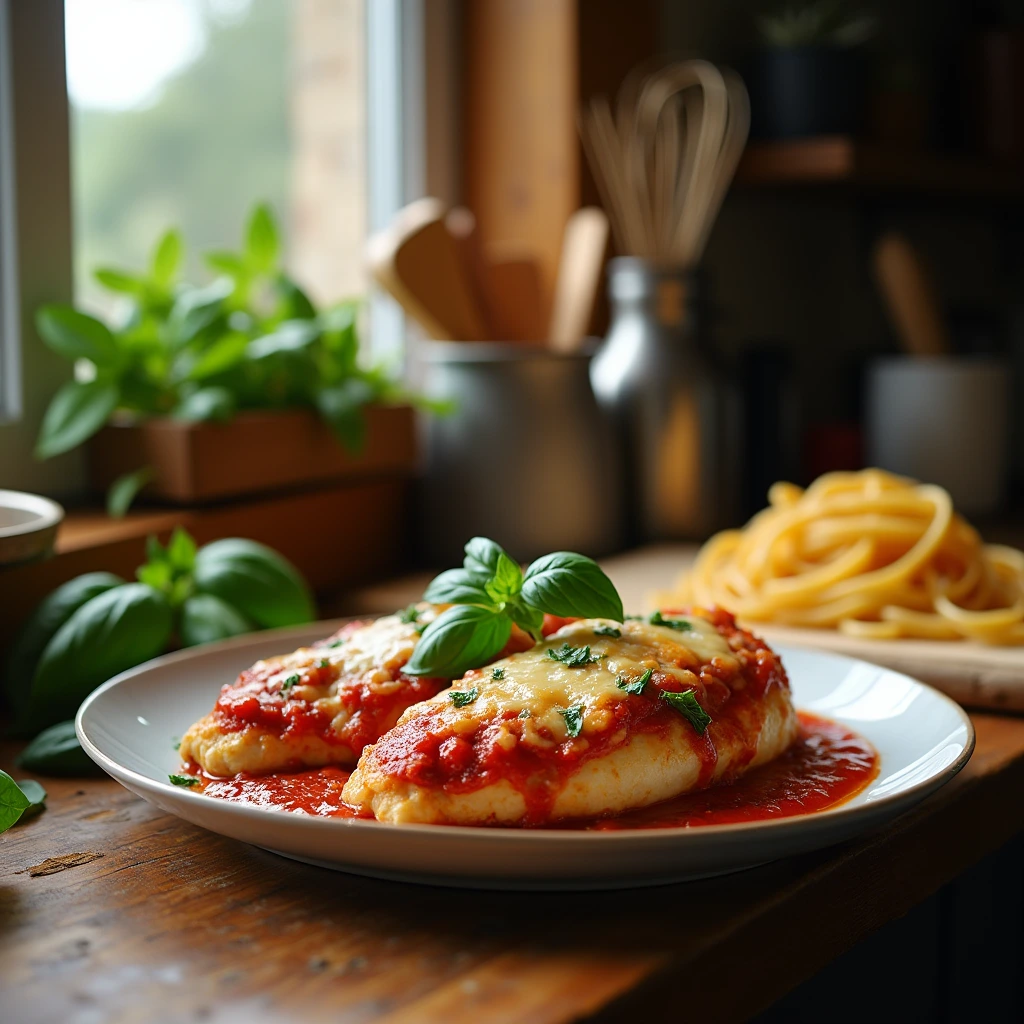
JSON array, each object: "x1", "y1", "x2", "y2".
[{"x1": 2, "y1": 713, "x2": 1024, "y2": 1024}]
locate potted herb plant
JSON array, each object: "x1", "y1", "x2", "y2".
[
  {"x1": 747, "y1": 0, "x2": 877, "y2": 140},
  {"x1": 35, "y1": 204, "x2": 433, "y2": 514}
]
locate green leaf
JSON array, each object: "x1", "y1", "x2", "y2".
[
  {"x1": 0, "y1": 769, "x2": 32, "y2": 832},
  {"x1": 315, "y1": 378, "x2": 374, "y2": 452},
  {"x1": 506, "y1": 599, "x2": 544, "y2": 638},
  {"x1": 463, "y1": 537, "x2": 507, "y2": 582},
  {"x1": 27, "y1": 583, "x2": 173, "y2": 728},
  {"x1": 136, "y1": 559, "x2": 172, "y2": 592},
  {"x1": 174, "y1": 386, "x2": 236, "y2": 423},
  {"x1": 405, "y1": 604, "x2": 511, "y2": 678},
  {"x1": 248, "y1": 320, "x2": 320, "y2": 360},
  {"x1": 166, "y1": 527, "x2": 198, "y2": 573},
  {"x1": 5, "y1": 572, "x2": 124, "y2": 723},
  {"x1": 594, "y1": 625, "x2": 621, "y2": 637},
  {"x1": 557, "y1": 704, "x2": 585, "y2": 738},
  {"x1": 398, "y1": 605, "x2": 421, "y2": 624},
  {"x1": 94, "y1": 268, "x2": 145, "y2": 295},
  {"x1": 521, "y1": 552, "x2": 623, "y2": 622},
  {"x1": 15, "y1": 779, "x2": 47, "y2": 821},
  {"x1": 617, "y1": 668, "x2": 652, "y2": 695},
  {"x1": 448, "y1": 687, "x2": 479, "y2": 708},
  {"x1": 106, "y1": 466, "x2": 154, "y2": 518},
  {"x1": 179, "y1": 593, "x2": 255, "y2": 648},
  {"x1": 648, "y1": 611, "x2": 693, "y2": 632},
  {"x1": 485, "y1": 552, "x2": 523, "y2": 603},
  {"x1": 151, "y1": 228, "x2": 183, "y2": 286},
  {"x1": 660, "y1": 689, "x2": 711, "y2": 735},
  {"x1": 193, "y1": 538, "x2": 315, "y2": 629},
  {"x1": 204, "y1": 250, "x2": 249, "y2": 278},
  {"x1": 35, "y1": 378, "x2": 120, "y2": 459},
  {"x1": 184, "y1": 332, "x2": 248, "y2": 381},
  {"x1": 168, "y1": 774, "x2": 200, "y2": 787},
  {"x1": 547, "y1": 643, "x2": 601, "y2": 667},
  {"x1": 16, "y1": 721, "x2": 101, "y2": 776},
  {"x1": 35, "y1": 305, "x2": 120, "y2": 365},
  {"x1": 245, "y1": 202, "x2": 279, "y2": 273},
  {"x1": 276, "y1": 274, "x2": 317, "y2": 320},
  {"x1": 492, "y1": 667, "x2": 505, "y2": 680},
  {"x1": 169, "y1": 279, "x2": 233, "y2": 343},
  {"x1": 422, "y1": 568, "x2": 493, "y2": 606}
]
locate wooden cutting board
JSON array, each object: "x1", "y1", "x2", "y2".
[{"x1": 602, "y1": 545, "x2": 1024, "y2": 713}]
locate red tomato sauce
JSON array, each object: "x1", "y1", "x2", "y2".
[{"x1": 187, "y1": 713, "x2": 877, "y2": 829}]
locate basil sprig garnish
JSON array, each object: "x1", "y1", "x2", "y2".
[
  {"x1": 168, "y1": 774, "x2": 200, "y2": 787},
  {"x1": 406, "y1": 538, "x2": 623, "y2": 678},
  {"x1": 648, "y1": 611, "x2": 693, "y2": 632},
  {"x1": 660, "y1": 689, "x2": 711, "y2": 734}
]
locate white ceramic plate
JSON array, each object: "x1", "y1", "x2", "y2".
[{"x1": 77, "y1": 622, "x2": 975, "y2": 890}]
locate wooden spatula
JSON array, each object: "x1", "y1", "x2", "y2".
[
  {"x1": 445, "y1": 207, "x2": 497, "y2": 340},
  {"x1": 367, "y1": 198, "x2": 488, "y2": 340},
  {"x1": 548, "y1": 207, "x2": 610, "y2": 352},
  {"x1": 872, "y1": 233, "x2": 951, "y2": 358},
  {"x1": 482, "y1": 243, "x2": 547, "y2": 343}
]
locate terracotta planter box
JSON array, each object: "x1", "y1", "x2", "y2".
[{"x1": 87, "y1": 405, "x2": 417, "y2": 504}]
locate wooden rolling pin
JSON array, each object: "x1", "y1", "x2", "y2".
[{"x1": 872, "y1": 233, "x2": 951, "y2": 358}]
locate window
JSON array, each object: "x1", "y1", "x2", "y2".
[
  {"x1": 65, "y1": 0, "x2": 369, "y2": 316},
  {"x1": 0, "y1": 0, "x2": 21, "y2": 423}
]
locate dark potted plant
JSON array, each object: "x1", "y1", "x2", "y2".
[
  {"x1": 35, "y1": 204, "x2": 437, "y2": 514},
  {"x1": 747, "y1": 0, "x2": 877, "y2": 140}
]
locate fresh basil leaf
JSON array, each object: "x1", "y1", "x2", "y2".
[
  {"x1": 5, "y1": 572, "x2": 124, "y2": 724},
  {"x1": 35, "y1": 377, "x2": 120, "y2": 459},
  {"x1": 35, "y1": 305, "x2": 120, "y2": 366},
  {"x1": 246, "y1": 202, "x2": 279, "y2": 273},
  {"x1": 174, "y1": 386, "x2": 236, "y2": 423},
  {"x1": 521, "y1": 552, "x2": 623, "y2": 622},
  {"x1": 136, "y1": 559, "x2": 173, "y2": 593},
  {"x1": 166, "y1": 527, "x2": 197, "y2": 573},
  {"x1": 94, "y1": 268, "x2": 145, "y2": 295},
  {"x1": 463, "y1": 537, "x2": 507, "y2": 582},
  {"x1": 27, "y1": 583, "x2": 173, "y2": 729},
  {"x1": 168, "y1": 774, "x2": 200, "y2": 787},
  {"x1": 547, "y1": 643, "x2": 601, "y2": 667},
  {"x1": 183, "y1": 332, "x2": 248, "y2": 381},
  {"x1": 660, "y1": 689, "x2": 711, "y2": 734},
  {"x1": 180, "y1": 594, "x2": 254, "y2": 648},
  {"x1": 281, "y1": 673, "x2": 301, "y2": 693},
  {"x1": 248, "y1": 319, "x2": 320, "y2": 360},
  {"x1": 193, "y1": 538, "x2": 315, "y2": 629},
  {"x1": 15, "y1": 779, "x2": 47, "y2": 821},
  {"x1": 16, "y1": 721, "x2": 101, "y2": 776},
  {"x1": 485, "y1": 552, "x2": 523, "y2": 603},
  {"x1": 492, "y1": 667, "x2": 505, "y2": 680},
  {"x1": 151, "y1": 228, "x2": 183, "y2": 286},
  {"x1": 557, "y1": 704, "x2": 585, "y2": 738},
  {"x1": 405, "y1": 604, "x2": 511, "y2": 678},
  {"x1": 106, "y1": 466, "x2": 154, "y2": 518},
  {"x1": 506, "y1": 599, "x2": 544, "y2": 639},
  {"x1": 0, "y1": 769, "x2": 32, "y2": 832},
  {"x1": 448, "y1": 687, "x2": 479, "y2": 708},
  {"x1": 423, "y1": 568, "x2": 493, "y2": 606},
  {"x1": 275, "y1": 274, "x2": 317, "y2": 320},
  {"x1": 315, "y1": 377, "x2": 375, "y2": 453},
  {"x1": 594, "y1": 625, "x2": 621, "y2": 637},
  {"x1": 204, "y1": 250, "x2": 248, "y2": 278},
  {"x1": 648, "y1": 611, "x2": 693, "y2": 632},
  {"x1": 617, "y1": 668, "x2": 652, "y2": 695}
]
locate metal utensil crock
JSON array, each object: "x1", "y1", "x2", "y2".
[
  {"x1": 421, "y1": 343, "x2": 621, "y2": 564},
  {"x1": 590, "y1": 258, "x2": 740, "y2": 541}
]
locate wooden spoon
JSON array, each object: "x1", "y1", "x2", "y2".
[{"x1": 548, "y1": 207, "x2": 610, "y2": 352}]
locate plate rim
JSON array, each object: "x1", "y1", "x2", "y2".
[{"x1": 76, "y1": 619, "x2": 977, "y2": 843}]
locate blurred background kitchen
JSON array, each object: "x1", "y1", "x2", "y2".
[{"x1": 2, "y1": 0, "x2": 1023, "y2": 622}]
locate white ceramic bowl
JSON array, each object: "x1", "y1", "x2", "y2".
[
  {"x1": 78, "y1": 624, "x2": 974, "y2": 890},
  {"x1": 0, "y1": 489, "x2": 64, "y2": 566}
]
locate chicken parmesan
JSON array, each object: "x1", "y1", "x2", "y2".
[{"x1": 342, "y1": 609, "x2": 798, "y2": 826}]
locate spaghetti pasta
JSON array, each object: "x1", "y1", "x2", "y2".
[{"x1": 658, "y1": 469, "x2": 1024, "y2": 645}]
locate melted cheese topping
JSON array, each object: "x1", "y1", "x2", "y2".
[{"x1": 423, "y1": 616, "x2": 736, "y2": 743}]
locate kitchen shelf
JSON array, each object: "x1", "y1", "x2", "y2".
[{"x1": 735, "y1": 136, "x2": 1024, "y2": 201}]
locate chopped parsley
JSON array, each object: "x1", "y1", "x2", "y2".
[
  {"x1": 617, "y1": 667, "x2": 652, "y2": 695},
  {"x1": 648, "y1": 611, "x2": 693, "y2": 632},
  {"x1": 399, "y1": 605, "x2": 421, "y2": 624},
  {"x1": 168, "y1": 774, "x2": 200, "y2": 787},
  {"x1": 492, "y1": 667, "x2": 505, "y2": 680},
  {"x1": 281, "y1": 673, "x2": 301, "y2": 693},
  {"x1": 448, "y1": 687, "x2": 479, "y2": 708},
  {"x1": 557, "y1": 704, "x2": 585, "y2": 738},
  {"x1": 624, "y1": 614, "x2": 644, "y2": 621},
  {"x1": 660, "y1": 689, "x2": 711, "y2": 734},
  {"x1": 547, "y1": 643, "x2": 602, "y2": 667},
  {"x1": 593, "y1": 624, "x2": 621, "y2": 638},
  {"x1": 518, "y1": 708, "x2": 531, "y2": 719},
  {"x1": 327, "y1": 638, "x2": 346, "y2": 648},
  {"x1": 172, "y1": 739, "x2": 181, "y2": 752},
  {"x1": 317, "y1": 658, "x2": 330, "y2": 669}
]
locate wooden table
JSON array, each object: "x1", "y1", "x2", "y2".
[{"x1": 4, "y1": 547, "x2": 1024, "y2": 1023}]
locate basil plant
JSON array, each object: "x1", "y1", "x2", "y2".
[{"x1": 5, "y1": 529, "x2": 315, "y2": 758}]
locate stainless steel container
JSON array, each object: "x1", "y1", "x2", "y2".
[
  {"x1": 421, "y1": 343, "x2": 621, "y2": 564},
  {"x1": 591, "y1": 258, "x2": 740, "y2": 541}
]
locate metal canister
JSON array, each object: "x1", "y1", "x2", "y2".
[
  {"x1": 590, "y1": 258, "x2": 740, "y2": 541},
  {"x1": 421, "y1": 342, "x2": 622, "y2": 564}
]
